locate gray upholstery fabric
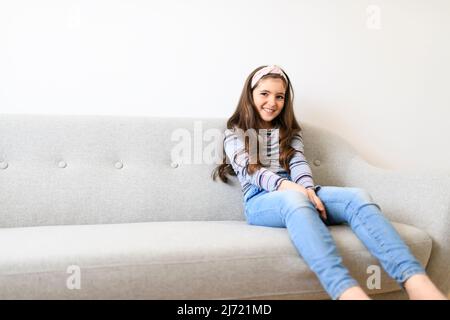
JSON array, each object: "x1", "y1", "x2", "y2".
[
  {"x1": 0, "y1": 221, "x2": 431, "y2": 299},
  {"x1": 0, "y1": 115, "x2": 243, "y2": 226},
  {"x1": 0, "y1": 114, "x2": 448, "y2": 299}
]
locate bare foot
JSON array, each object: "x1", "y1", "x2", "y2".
[
  {"x1": 339, "y1": 286, "x2": 371, "y2": 300},
  {"x1": 404, "y1": 274, "x2": 447, "y2": 300}
]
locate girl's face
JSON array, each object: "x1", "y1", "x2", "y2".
[{"x1": 252, "y1": 77, "x2": 286, "y2": 129}]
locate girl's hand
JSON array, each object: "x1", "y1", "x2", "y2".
[
  {"x1": 278, "y1": 181, "x2": 327, "y2": 220},
  {"x1": 306, "y1": 188, "x2": 327, "y2": 220},
  {"x1": 278, "y1": 180, "x2": 308, "y2": 197}
]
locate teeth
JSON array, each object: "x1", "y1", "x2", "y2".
[{"x1": 263, "y1": 108, "x2": 275, "y2": 113}]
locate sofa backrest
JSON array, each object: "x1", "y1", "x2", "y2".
[{"x1": 0, "y1": 114, "x2": 358, "y2": 227}]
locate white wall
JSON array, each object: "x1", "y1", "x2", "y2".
[{"x1": 1, "y1": 0, "x2": 449, "y2": 171}]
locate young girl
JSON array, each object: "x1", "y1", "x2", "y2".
[{"x1": 212, "y1": 65, "x2": 447, "y2": 300}]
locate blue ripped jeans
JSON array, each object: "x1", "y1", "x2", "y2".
[{"x1": 243, "y1": 174, "x2": 426, "y2": 300}]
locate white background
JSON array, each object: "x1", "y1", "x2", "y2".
[{"x1": 1, "y1": 0, "x2": 449, "y2": 171}]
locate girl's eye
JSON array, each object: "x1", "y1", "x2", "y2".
[{"x1": 260, "y1": 92, "x2": 284, "y2": 99}]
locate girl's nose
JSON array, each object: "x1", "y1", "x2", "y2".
[{"x1": 269, "y1": 97, "x2": 277, "y2": 106}]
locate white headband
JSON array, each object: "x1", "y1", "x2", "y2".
[{"x1": 251, "y1": 65, "x2": 288, "y2": 89}]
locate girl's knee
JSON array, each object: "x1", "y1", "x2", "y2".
[
  {"x1": 347, "y1": 188, "x2": 374, "y2": 205},
  {"x1": 345, "y1": 188, "x2": 382, "y2": 217}
]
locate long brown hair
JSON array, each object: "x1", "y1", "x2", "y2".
[{"x1": 212, "y1": 65, "x2": 302, "y2": 183}]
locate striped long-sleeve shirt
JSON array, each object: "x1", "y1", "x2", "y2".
[{"x1": 224, "y1": 126, "x2": 315, "y2": 198}]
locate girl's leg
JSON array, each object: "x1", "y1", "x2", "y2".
[
  {"x1": 317, "y1": 186, "x2": 427, "y2": 293},
  {"x1": 404, "y1": 274, "x2": 447, "y2": 300},
  {"x1": 244, "y1": 189, "x2": 361, "y2": 300}
]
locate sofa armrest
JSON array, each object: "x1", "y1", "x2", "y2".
[{"x1": 344, "y1": 157, "x2": 450, "y2": 294}]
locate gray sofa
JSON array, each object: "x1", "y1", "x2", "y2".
[{"x1": 0, "y1": 114, "x2": 448, "y2": 299}]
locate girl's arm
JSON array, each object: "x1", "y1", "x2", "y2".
[
  {"x1": 289, "y1": 132, "x2": 315, "y2": 190},
  {"x1": 284, "y1": 132, "x2": 327, "y2": 219}
]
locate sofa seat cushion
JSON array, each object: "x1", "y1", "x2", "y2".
[{"x1": 0, "y1": 220, "x2": 432, "y2": 299}]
